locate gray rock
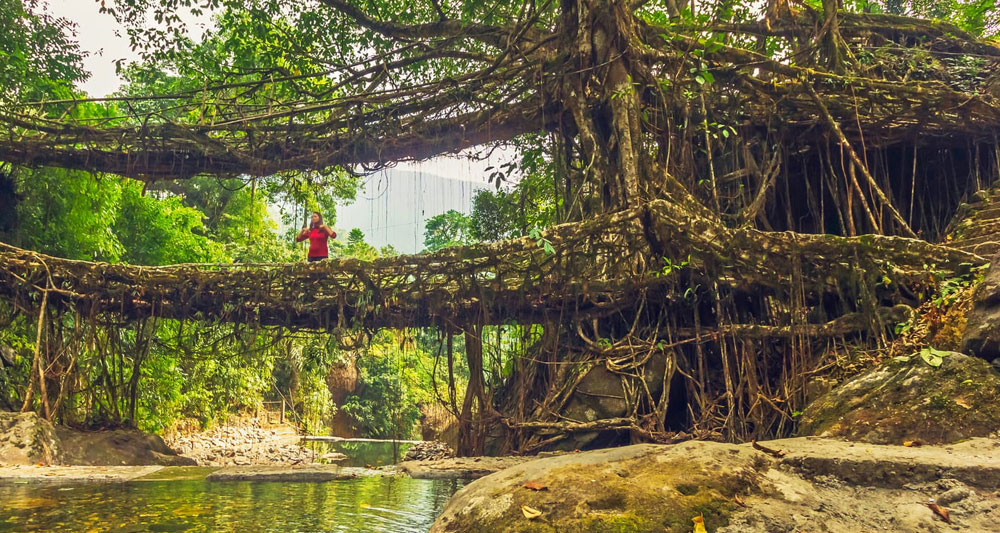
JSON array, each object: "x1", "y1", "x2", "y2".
[
  {"x1": 400, "y1": 456, "x2": 533, "y2": 479},
  {"x1": 799, "y1": 351, "x2": 1000, "y2": 444},
  {"x1": 555, "y1": 352, "x2": 667, "y2": 451},
  {"x1": 938, "y1": 486, "x2": 973, "y2": 506},
  {"x1": 206, "y1": 465, "x2": 353, "y2": 482},
  {"x1": 962, "y1": 260, "x2": 1000, "y2": 360},
  {"x1": 431, "y1": 438, "x2": 1000, "y2": 533},
  {"x1": 0, "y1": 412, "x2": 60, "y2": 465},
  {"x1": 403, "y1": 441, "x2": 454, "y2": 461}
]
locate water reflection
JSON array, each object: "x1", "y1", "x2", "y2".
[
  {"x1": 303, "y1": 440, "x2": 415, "y2": 468},
  {"x1": 0, "y1": 476, "x2": 463, "y2": 532}
]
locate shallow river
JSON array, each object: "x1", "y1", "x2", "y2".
[
  {"x1": 0, "y1": 475, "x2": 463, "y2": 532},
  {"x1": 303, "y1": 440, "x2": 415, "y2": 468},
  {"x1": 0, "y1": 441, "x2": 462, "y2": 532}
]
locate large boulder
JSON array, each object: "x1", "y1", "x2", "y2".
[
  {"x1": 0, "y1": 411, "x2": 194, "y2": 466},
  {"x1": 555, "y1": 352, "x2": 667, "y2": 450},
  {"x1": 431, "y1": 438, "x2": 1000, "y2": 533},
  {"x1": 431, "y1": 442, "x2": 764, "y2": 532},
  {"x1": 961, "y1": 258, "x2": 1000, "y2": 364},
  {"x1": 0, "y1": 411, "x2": 60, "y2": 465},
  {"x1": 799, "y1": 351, "x2": 1000, "y2": 444},
  {"x1": 55, "y1": 427, "x2": 196, "y2": 466}
]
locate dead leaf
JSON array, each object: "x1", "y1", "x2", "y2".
[
  {"x1": 954, "y1": 398, "x2": 972, "y2": 410},
  {"x1": 751, "y1": 440, "x2": 787, "y2": 457},
  {"x1": 903, "y1": 440, "x2": 922, "y2": 447},
  {"x1": 524, "y1": 482, "x2": 548, "y2": 491},
  {"x1": 926, "y1": 500, "x2": 951, "y2": 524},
  {"x1": 521, "y1": 505, "x2": 542, "y2": 520},
  {"x1": 734, "y1": 494, "x2": 747, "y2": 508},
  {"x1": 692, "y1": 514, "x2": 707, "y2": 533}
]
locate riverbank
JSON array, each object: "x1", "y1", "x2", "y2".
[
  {"x1": 5, "y1": 432, "x2": 999, "y2": 532},
  {"x1": 164, "y1": 418, "x2": 315, "y2": 466},
  {"x1": 0, "y1": 465, "x2": 164, "y2": 483},
  {"x1": 0, "y1": 456, "x2": 525, "y2": 484},
  {"x1": 0, "y1": 412, "x2": 194, "y2": 467}
]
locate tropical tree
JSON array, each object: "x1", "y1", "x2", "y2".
[
  {"x1": 423, "y1": 210, "x2": 474, "y2": 252},
  {"x1": 2, "y1": 0, "x2": 1000, "y2": 453},
  {"x1": 0, "y1": 0, "x2": 86, "y2": 100}
]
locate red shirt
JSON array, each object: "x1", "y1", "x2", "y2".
[{"x1": 300, "y1": 227, "x2": 335, "y2": 258}]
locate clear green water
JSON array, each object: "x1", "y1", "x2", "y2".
[
  {"x1": 302, "y1": 440, "x2": 414, "y2": 468},
  {"x1": 0, "y1": 475, "x2": 463, "y2": 532}
]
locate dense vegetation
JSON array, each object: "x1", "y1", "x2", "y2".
[
  {"x1": 0, "y1": 1, "x2": 460, "y2": 437},
  {"x1": 0, "y1": 0, "x2": 998, "y2": 455}
]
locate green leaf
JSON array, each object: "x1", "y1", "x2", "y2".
[{"x1": 919, "y1": 347, "x2": 949, "y2": 367}]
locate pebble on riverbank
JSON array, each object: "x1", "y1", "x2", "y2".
[{"x1": 403, "y1": 441, "x2": 454, "y2": 462}]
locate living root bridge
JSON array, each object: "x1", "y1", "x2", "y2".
[{"x1": 0, "y1": 200, "x2": 982, "y2": 332}]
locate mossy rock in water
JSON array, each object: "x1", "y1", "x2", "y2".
[
  {"x1": 430, "y1": 442, "x2": 770, "y2": 533},
  {"x1": 799, "y1": 351, "x2": 1000, "y2": 444}
]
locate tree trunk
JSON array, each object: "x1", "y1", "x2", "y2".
[
  {"x1": 560, "y1": 0, "x2": 646, "y2": 212},
  {"x1": 457, "y1": 324, "x2": 488, "y2": 456}
]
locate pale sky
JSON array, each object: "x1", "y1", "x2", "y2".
[{"x1": 43, "y1": 0, "x2": 516, "y2": 184}]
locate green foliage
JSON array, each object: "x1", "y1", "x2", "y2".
[
  {"x1": 469, "y1": 135, "x2": 559, "y2": 242},
  {"x1": 527, "y1": 226, "x2": 555, "y2": 255},
  {"x1": 341, "y1": 332, "x2": 425, "y2": 439},
  {"x1": 341, "y1": 228, "x2": 379, "y2": 260},
  {"x1": 0, "y1": 0, "x2": 86, "y2": 100},
  {"x1": 470, "y1": 188, "x2": 521, "y2": 242},
  {"x1": 655, "y1": 255, "x2": 690, "y2": 278},
  {"x1": 929, "y1": 263, "x2": 987, "y2": 307},
  {"x1": 116, "y1": 184, "x2": 227, "y2": 265},
  {"x1": 881, "y1": 0, "x2": 999, "y2": 36},
  {"x1": 423, "y1": 209, "x2": 474, "y2": 252},
  {"x1": 6, "y1": 168, "x2": 124, "y2": 260},
  {"x1": 0, "y1": 319, "x2": 31, "y2": 411},
  {"x1": 103, "y1": 0, "x2": 541, "y2": 71}
]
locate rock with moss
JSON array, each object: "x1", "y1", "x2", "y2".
[
  {"x1": 0, "y1": 411, "x2": 61, "y2": 465},
  {"x1": 555, "y1": 352, "x2": 667, "y2": 451},
  {"x1": 431, "y1": 437, "x2": 1000, "y2": 532},
  {"x1": 430, "y1": 441, "x2": 768, "y2": 533},
  {"x1": 961, "y1": 260, "x2": 1000, "y2": 363},
  {"x1": 799, "y1": 351, "x2": 1000, "y2": 444}
]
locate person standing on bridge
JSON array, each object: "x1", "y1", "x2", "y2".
[{"x1": 297, "y1": 211, "x2": 336, "y2": 262}]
